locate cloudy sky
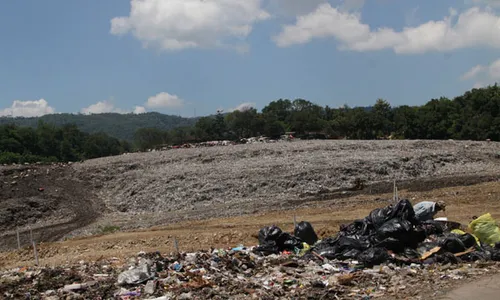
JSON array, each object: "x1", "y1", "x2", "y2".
[{"x1": 1, "y1": 0, "x2": 500, "y2": 117}]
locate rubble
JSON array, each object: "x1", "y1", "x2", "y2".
[
  {"x1": 1, "y1": 248, "x2": 499, "y2": 299},
  {"x1": 3, "y1": 201, "x2": 500, "y2": 299}
]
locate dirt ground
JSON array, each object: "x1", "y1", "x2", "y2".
[{"x1": 2, "y1": 180, "x2": 499, "y2": 269}]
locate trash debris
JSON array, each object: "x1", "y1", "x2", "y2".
[
  {"x1": 2, "y1": 198, "x2": 500, "y2": 299},
  {"x1": 117, "y1": 264, "x2": 154, "y2": 286},
  {"x1": 254, "y1": 225, "x2": 303, "y2": 255},
  {"x1": 294, "y1": 221, "x2": 318, "y2": 245},
  {"x1": 469, "y1": 213, "x2": 500, "y2": 246}
]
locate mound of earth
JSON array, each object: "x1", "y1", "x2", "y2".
[{"x1": 1, "y1": 140, "x2": 500, "y2": 250}]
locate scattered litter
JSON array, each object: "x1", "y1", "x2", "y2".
[{"x1": 2, "y1": 199, "x2": 500, "y2": 299}]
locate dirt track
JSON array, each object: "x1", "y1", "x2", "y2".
[{"x1": 1, "y1": 140, "x2": 500, "y2": 253}]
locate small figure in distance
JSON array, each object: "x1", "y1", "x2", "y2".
[{"x1": 413, "y1": 200, "x2": 446, "y2": 222}]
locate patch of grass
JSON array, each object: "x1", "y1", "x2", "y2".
[{"x1": 99, "y1": 225, "x2": 120, "y2": 235}]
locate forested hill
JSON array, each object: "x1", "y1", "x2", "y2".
[{"x1": 0, "y1": 112, "x2": 198, "y2": 141}]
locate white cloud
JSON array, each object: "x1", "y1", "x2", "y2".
[
  {"x1": 133, "y1": 106, "x2": 147, "y2": 114},
  {"x1": 461, "y1": 65, "x2": 486, "y2": 80},
  {"x1": 146, "y1": 92, "x2": 184, "y2": 108},
  {"x1": 461, "y1": 58, "x2": 500, "y2": 87},
  {"x1": 110, "y1": 0, "x2": 270, "y2": 51},
  {"x1": 274, "y1": 5, "x2": 500, "y2": 54},
  {"x1": 229, "y1": 102, "x2": 256, "y2": 112},
  {"x1": 0, "y1": 99, "x2": 55, "y2": 117},
  {"x1": 81, "y1": 100, "x2": 127, "y2": 115}
]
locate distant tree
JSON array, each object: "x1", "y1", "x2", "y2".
[
  {"x1": 134, "y1": 128, "x2": 167, "y2": 150},
  {"x1": 372, "y1": 99, "x2": 393, "y2": 138}
]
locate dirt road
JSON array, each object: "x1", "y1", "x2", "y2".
[{"x1": 440, "y1": 273, "x2": 500, "y2": 300}]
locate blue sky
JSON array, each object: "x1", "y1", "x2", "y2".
[{"x1": 1, "y1": 0, "x2": 500, "y2": 117}]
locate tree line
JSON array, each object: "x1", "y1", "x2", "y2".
[
  {"x1": 1, "y1": 84, "x2": 499, "y2": 162},
  {"x1": 134, "y1": 84, "x2": 500, "y2": 150},
  {"x1": 0, "y1": 112, "x2": 198, "y2": 142},
  {"x1": 0, "y1": 122, "x2": 130, "y2": 164}
]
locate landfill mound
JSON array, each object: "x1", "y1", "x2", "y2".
[
  {"x1": 1, "y1": 140, "x2": 500, "y2": 250},
  {"x1": 74, "y1": 140, "x2": 500, "y2": 229},
  {"x1": 2, "y1": 199, "x2": 500, "y2": 299}
]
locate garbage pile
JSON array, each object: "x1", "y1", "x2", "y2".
[
  {"x1": 2, "y1": 248, "x2": 499, "y2": 299},
  {"x1": 254, "y1": 199, "x2": 500, "y2": 267},
  {"x1": 2, "y1": 199, "x2": 500, "y2": 299}
]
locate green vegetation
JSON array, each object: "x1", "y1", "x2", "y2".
[
  {"x1": 1, "y1": 85, "x2": 500, "y2": 161},
  {"x1": 134, "y1": 85, "x2": 500, "y2": 150},
  {"x1": 0, "y1": 122, "x2": 130, "y2": 164},
  {"x1": 0, "y1": 112, "x2": 198, "y2": 141},
  {"x1": 98, "y1": 225, "x2": 121, "y2": 235}
]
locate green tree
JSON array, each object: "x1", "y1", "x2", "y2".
[{"x1": 134, "y1": 128, "x2": 168, "y2": 150}]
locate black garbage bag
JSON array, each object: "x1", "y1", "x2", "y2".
[
  {"x1": 366, "y1": 199, "x2": 417, "y2": 229},
  {"x1": 294, "y1": 221, "x2": 318, "y2": 245},
  {"x1": 312, "y1": 235, "x2": 371, "y2": 260},
  {"x1": 421, "y1": 220, "x2": 445, "y2": 236},
  {"x1": 258, "y1": 225, "x2": 283, "y2": 245},
  {"x1": 279, "y1": 232, "x2": 303, "y2": 250},
  {"x1": 358, "y1": 247, "x2": 390, "y2": 267},
  {"x1": 337, "y1": 236, "x2": 371, "y2": 252},
  {"x1": 313, "y1": 237, "x2": 339, "y2": 259},
  {"x1": 489, "y1": 246, "x2": 500, "y2": 261},
  {"x1": 392, "y1": 199, "x2": 418, "y2": 224},
  {"x1": 367, "y1": 207, "x2": 394, "y2": 229},
  {"x1": 440, "y1": 236, "x2": 465, "y2": 253},
  {"x1": 340, "y1": 219, "x2": 371, "y2": 236},
  {"x1": 459, "y1": 233, "x2": 477, "y2": 249},
  {"x1": 374, "y1": 237, "x2": 406, "y2": 253},
  {"x1": 376, "y1": 218, "x2": 413, "y2": 242},
  {"x1": 439, "y1": 233, "x2": 477, "y2": 254},
  {"x1": 253, "y1": 242, "x2": 280, "y2": 256},
  {"x1": 340, "y1": 248, "x2": 362, "y2": 260}
]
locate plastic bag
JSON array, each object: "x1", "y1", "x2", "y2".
[
  {"x1": 253, "y1": 242, "x2": 280, "y2": 255},
  {"x1": 358, "y1": 247, "x2": 389, "y2": 267},
  {"x1": 279, "y1": 232, "x2": 303, "y2": 250},
  {"x1": 439, "y1": 236, "x2": 466, "y2": 253},
  {"x1": 117, "y1": 264, "x2": 154, "y2": 285},
  {"x1": 313, "y1": 237, "x2": 339, "y2": 259},
  {"x1": 452, "y1": 229, "x2": 480, "y2": 245},
  {"x1": 367, "y1": 199, "x2": 417, "y2": 229},
  {"x1": 340, "y1": 219, "x2": 371, "y2": 236},
  {"x1": 374, "y1": 237, "x2": 405, "y2": 253},
  {"x1": 294, "y1": 221, "x2": 319, "y2": 245},
  {"x1": 376, "y1": 218, "x2": 413, "y2": 241},
  {"x1": 468, "y1": 213, "x2": 500, "y2": 246},
  {"x1": 258, "y1": 225, "x2": 283, "y2": 245}
]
